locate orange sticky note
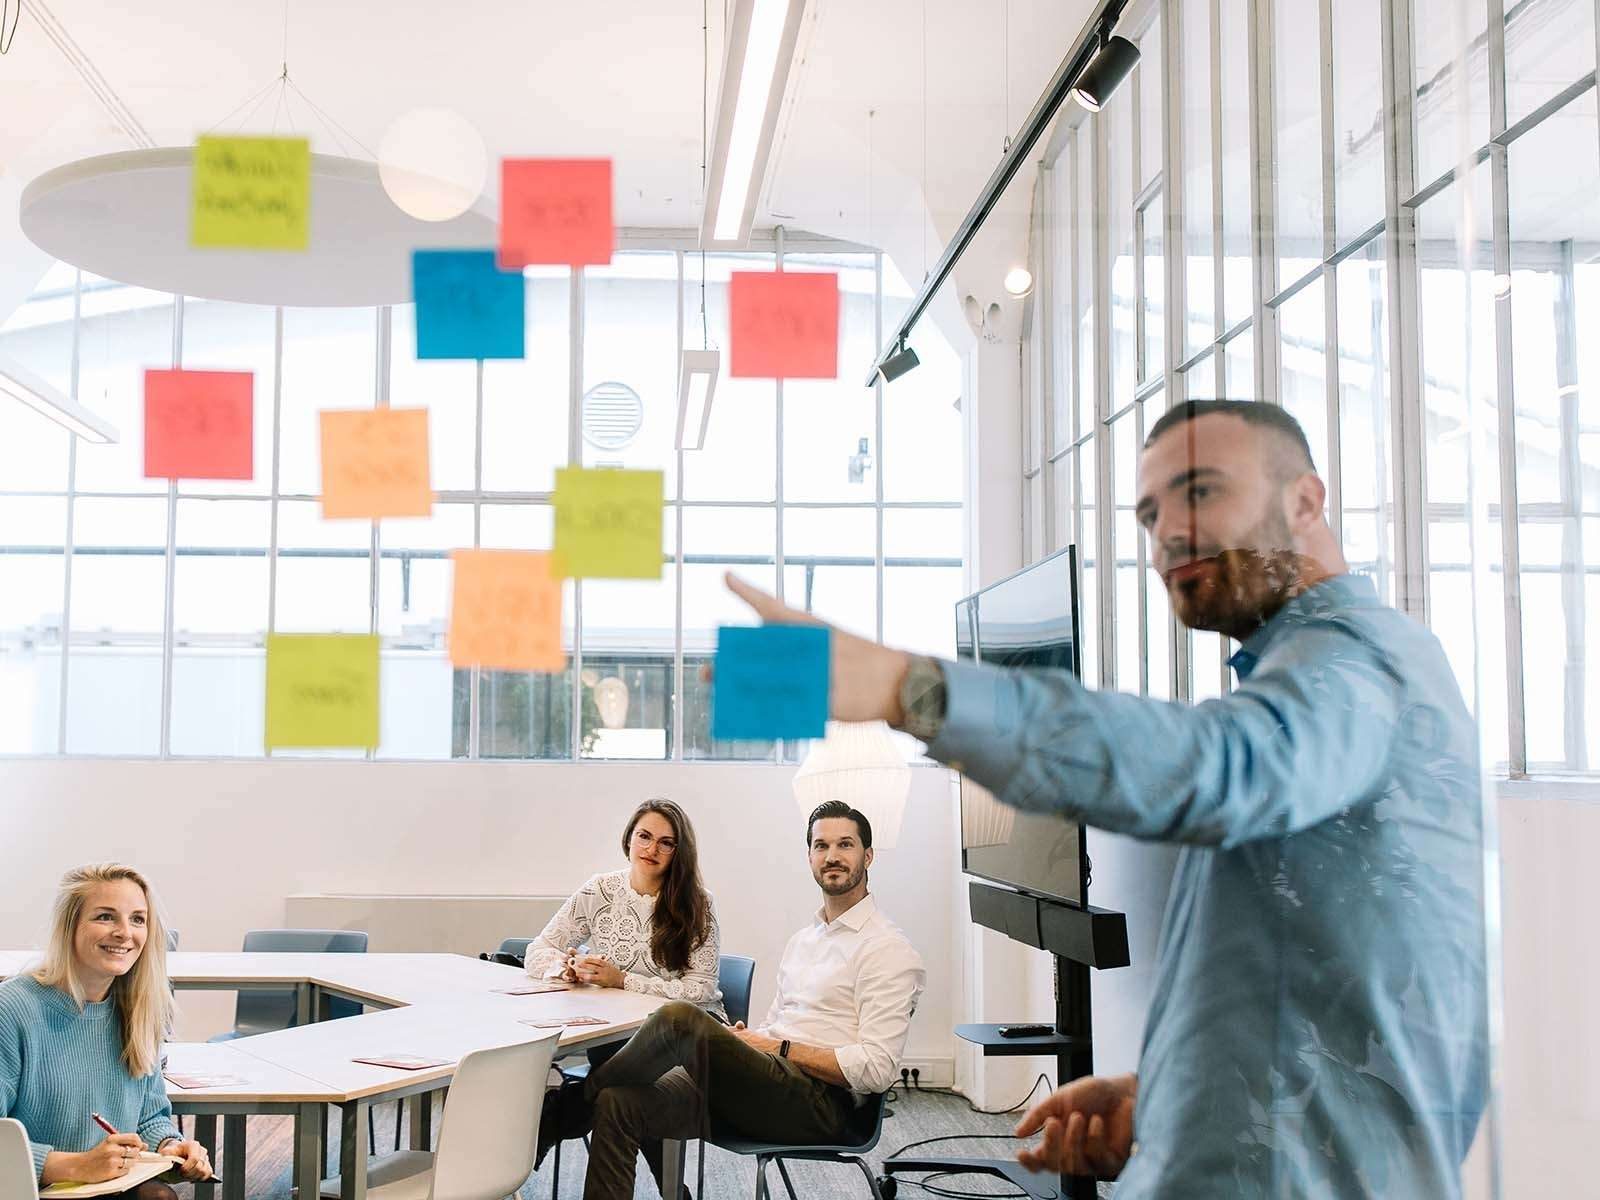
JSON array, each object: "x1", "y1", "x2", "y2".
[
  {"x1": 319, "y1": 408, "x2": 432, "y2": 519},
  {"x1": 448, "y1": 549, "x2": 566, "y2": 673},
  {"x1": 728, "y1": 272, "x2": 840, "y2": 379},
  {"x1": 499, "y1": 158, "x2": 613, "y2": 269},
  {"x1": 144, "y1": 369, "x2": 254, "y2": 480}
]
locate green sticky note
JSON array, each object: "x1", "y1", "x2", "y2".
[
  {"x1": 265, "y1": 634, "x2": 379, "y2": 750},
  {"x1": 551, "y1": 467, "x2": 664, "y2": 579},
  {"x1": 192, "y1": 135, "x2": 311, "y2": 250}
]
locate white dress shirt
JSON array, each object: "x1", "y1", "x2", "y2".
[{"x1": 758, "y1": 893, "x2": 925, "y2": 1095}]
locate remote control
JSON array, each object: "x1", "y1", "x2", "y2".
[{"x1": 997, "y1": 1023, "x2": 1055, "y2": 1038}]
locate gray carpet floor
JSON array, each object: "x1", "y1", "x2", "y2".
[{"x1": 172, "y1": 1086, "x2": 1115, "y2": 1198}]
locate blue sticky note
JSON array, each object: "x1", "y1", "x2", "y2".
[
  {"x1": 711, "y1": 624, "x2": 830, "y2": 741},
  {"x1": 412, "y1": 249, "x2": 525, "y2": 360}
]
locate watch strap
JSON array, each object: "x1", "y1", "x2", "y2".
[{"x1": 898, "y1": 655, "x2": 949, "y2": 743}]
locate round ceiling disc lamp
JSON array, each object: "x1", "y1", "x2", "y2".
[
  {"x1": 1003, "y1": 266, "x2": 1035, "y2": 298},
  {"x1": 378, "y1": 107, "x2": 488, "y2": 222}
]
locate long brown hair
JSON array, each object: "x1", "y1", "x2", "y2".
[
  {"x1": 31, "y1": 863, "x2": 175, "y2": 1079},
  {"x1": 622, "y1": 798, "x2": 712, "y2": 975}
]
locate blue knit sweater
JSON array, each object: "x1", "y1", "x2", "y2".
[{"x1": 0, "y1": 974, "x2": 179, "y2": 1181}]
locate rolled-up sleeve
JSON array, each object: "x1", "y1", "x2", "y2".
[
  {"x1": 833, "y1": 938, "x2": 925, "y2": 1094},
  {"x1": 928, "y1": 620, "x2": 1402, "y2": 849}
]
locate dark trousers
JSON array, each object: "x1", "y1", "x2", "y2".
[{"x1": 581, "y1": 1001, "x2": 854, "y2": 1200}]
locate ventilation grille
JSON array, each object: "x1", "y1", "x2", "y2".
[{"x1": 581, "y1": 381, "x2": 644, "y2": 450}]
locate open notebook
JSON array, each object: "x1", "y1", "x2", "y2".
[{"x1": 41, "y1": 1152, "x2": 181, "y2": 1196}]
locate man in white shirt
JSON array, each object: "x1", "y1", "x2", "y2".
[{"x1": 575, "y1": 800, "x2": 926, "y2": 1200}]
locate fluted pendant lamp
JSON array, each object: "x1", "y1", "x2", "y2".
[{"x1": 792, "y1": 721, "x2": 912, "y2": 850}]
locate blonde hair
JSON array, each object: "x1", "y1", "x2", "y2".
[{"x1": 30, "y1": 864, "x2": 175, "y2": 1078}]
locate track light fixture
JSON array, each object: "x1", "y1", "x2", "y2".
[
  {"x1": 1070, "y1": 33, "x2": 1140, "y2": 113},
  {"x1": 874, "y1": 340, "x2": 921, "y2": 384}
]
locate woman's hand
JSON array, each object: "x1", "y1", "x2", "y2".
[
  {"x1": 559, "y1": 947, "x2": 581, "y2": 983},
  {"x1": 158, "y1": 1138, "x2": 213, "y2": 1180},
  {"x1": 48, "y1": 1134, "x2": 146, "y2": 1184},
  {"x1": 572, "y1": 955, "x2": 624, "y2": 989}
]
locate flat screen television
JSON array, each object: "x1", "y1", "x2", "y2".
[{"x1": 955, "y1": 546, "x2": 1088, "y2": 909}]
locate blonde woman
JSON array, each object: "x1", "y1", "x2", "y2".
[{"x1": 0, "y1": 864, "x2": 212, "y2": 1196}]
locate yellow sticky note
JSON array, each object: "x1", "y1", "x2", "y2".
[
  {"x1": 551, "y1": 467, "x2": 663, "y2": 579},
  {"x1": 265, "y1": 634, "x2": 380, "y2": 750},
  {"x1": 449, "y1": 550, "x2": 566, "y2": 672},
  {"x1": 192, "y1": 135, "x2": 311, "y2": 250},
  {"x1": 319, "y1": 408, "x2": 433, "y2": 520}
]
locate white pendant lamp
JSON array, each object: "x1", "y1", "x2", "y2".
[
  {"x1": 792, "y1": 720, "x2": 912, "y2": 850},
  {"x1": 378, "y1": 107, "x2": 488, "y2": 223}
]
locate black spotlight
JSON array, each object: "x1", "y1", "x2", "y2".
[
  {"x1": 1070, "y1": 34, "x2": 1140, "y2": 113},
  {"x1": 876, "y1": 341, "x2": 921, "y2": 383}
]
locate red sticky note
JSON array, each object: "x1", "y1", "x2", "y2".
[
  {"x1": 144, "y1": 369, "x2": 254, "y2": 480},
  {"x1": 499, "y1": 158, "x2": 613, "y2": 269},
  {"x1": 728, "y1": 272, "x2": 839, "y2": 379}
]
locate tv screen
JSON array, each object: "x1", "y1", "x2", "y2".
[{"x1": 956, "y1": 547, "x2": 1086, "y2": 908}]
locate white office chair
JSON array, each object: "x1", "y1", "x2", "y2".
[
  {"x1": 320, "y1": 1030, "x2": 561, "y2": 1200},
  {"x1": 1, "y1": 1118, "x2": 39, "y2": 1200}
]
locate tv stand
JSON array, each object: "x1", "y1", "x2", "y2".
[{"x1": 883, "y1": 884, "x2": 1128, "y2": 1200}]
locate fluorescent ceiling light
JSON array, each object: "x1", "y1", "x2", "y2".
[
  {"x1": 701, "y1": 0, "x2": 807, "y2": 249},
  {"x1": 0, "y1": 353, "x2": 118, "y2": 443},
  {"x1": 677, "y1": 350, "x2": 721, "y2": 450}
]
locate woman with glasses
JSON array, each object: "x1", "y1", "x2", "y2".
[{"x1": 526, "y1": 798, "x2": 726, "y2": 1021}]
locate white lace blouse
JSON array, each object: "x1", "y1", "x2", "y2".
[{"x1": 525, "y1": 869, "x2": 726, "y2": 1018}]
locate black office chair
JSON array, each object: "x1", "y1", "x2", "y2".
[
  {"x1": 478, "y1": 936, "x2": 535, "y2": 968},
  {"x1": 708, "y1": 1092, "x2": 892, "y2": 1199}
]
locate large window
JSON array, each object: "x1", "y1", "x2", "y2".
[
  {"x1": 1024, "y1": 0, "x2": 1600, "y2": 777},
  {"x1": 0, "y1": 239, "x2": 962, "y2": 761}
]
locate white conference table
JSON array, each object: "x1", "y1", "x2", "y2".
[{"x1": 0, "y1": 951, "x2": 673, "y2": 1200}]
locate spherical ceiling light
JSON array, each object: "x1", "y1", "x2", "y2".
[
  {"x1": 378, "y1": 108, "x2": 488, "y2": 223},
  {"x1": 1003, "y1": 266, "x2": 1034, "y2": 298}
]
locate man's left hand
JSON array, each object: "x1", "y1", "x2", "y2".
[{"x1": 730, "y1": 1021, "x2": 781, "y2": 1055}]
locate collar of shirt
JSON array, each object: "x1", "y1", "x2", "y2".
[
  {"x1": 811, "y1": 892, "x2": 879, "y2": 934},
  {"x1": 1228, "y1": 572, "x2": 1378, "y2": 681}
]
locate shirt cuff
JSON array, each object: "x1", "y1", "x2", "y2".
[
  {"x1": 925, "y1": 657, "x2": 1030, "y2": 794},
  {"x1": 31, "y1": 1140, "x2": 52, "y2": 1181}
]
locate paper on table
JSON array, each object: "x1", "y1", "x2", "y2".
[
  {"x1": 494, "y1": 981, "x2": 570, "y2": 996},
  {"x1": 499, "y1": 158, "x2": 613, "y2": 268},
  {"x1": 319, "y1": 408, "x2": 433, "y2": 520},
  {"x1": 448, "y1": 549, "x2": 564, "y2": 672},
  {"x1": 728, "y1": 271, "x2": 839, "y2": 379},
  {"x1": 520, "y1": 1016, "x2": 606, "y2": 1029},
  {"x1": 191, "y1": 135, "x2": 310, "y2": 250},
  {"x1": 143, "y1": 369, "x2": 254, "y2": 481},
  {"x1": 41, "y1": 1155, "x2": 181, "y2": 1196},
  {"x1": 163, "y1": 1072, "x2": 248, "y2": 1089},
  {"x1": 711, "y1": 624, "x2": 831, "y2": 741},
  {"x1": 264, "y1": 634, "x2": 380, "y2": 751},
  {"x1": 351, "y1": 1054, "x2": 452, "y2": 1070},
  {"x1": 412, "y1": 249, "x2": 525, "y2": 360},
  {"x1": 550, "y1": 467, "x2": 663, "y2": 580}
]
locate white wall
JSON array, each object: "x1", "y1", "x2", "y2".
[{"x1": 0, "y1": 758, "x2": 958, "y2": 1081}]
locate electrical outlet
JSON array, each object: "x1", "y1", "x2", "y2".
[
  {"x1": 910, "y1": 1067, "x2": 921, "y2": 1088},
  {"x1": 900, "y1": 1067, "x2": 911, "y2": 1088}
]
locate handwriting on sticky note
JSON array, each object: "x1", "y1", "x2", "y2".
[
  {"x1": 412, "y1": 249, "x2": 526, "y2": 360},
  {"x1": 264, "y1": 634, "x2": 380, "y2": 751},
  {"x1": 711, "y1": 624, "x2": 831, "y2": 741},
  {"x1": 192, "y1": 135, "x2": 311, "y2": 250},
  {"x1": 319, "y1": 408, "x2": 432, "y2": 519},
  {"x1": 143, "y1": 369, "x2": 254, "y2": 481},
  {"x1": 449, "y1": 549, "x2": 565, "y2": 672},
  {"x1": 551, "y1": 467, "x2": 663, "y2": 579},
  {"x1": 728, "y1": 271, "x2": 840, "y2": 379},
  {"x1": 499, "y1": 158, "x2": 613, "y2": 268}
]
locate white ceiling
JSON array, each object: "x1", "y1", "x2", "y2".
[{"x1": 0, "y1": 0, "x2": 1095, "y2": 338}]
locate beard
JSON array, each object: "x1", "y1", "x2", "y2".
[
  {"x1": 815, "y1": 862, "x2": 866, "y2": 896},
  {"x1": 1166, "y1": 506, "x2": 1305, "y2": 639}
]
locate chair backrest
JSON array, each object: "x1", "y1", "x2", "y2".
[
  {"x1": 166, "y1": 928, "x2": 180, "y2": 951},
  {"x1": 477, "y1": 936, "x2": 534, "y2": 967},
  {"x1": 0, "y1": 1118, "x2": 39, "y2": 1200},
  {"x1": 718, "y1": 954, "x2": 756, "y2": 1027},
  {"x1": 427, "y1": 1032, "x2": 562, "y2": 1200},
  {"x1": 847, "y1": 1092, "x2": 891, "y2": 1152},
  {"x1": 233, "y1": 929, "x2": 369, "y2": 1036}
]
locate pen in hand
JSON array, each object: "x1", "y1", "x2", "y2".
[{"x1": 93, "y1": 1111, "x2": 222, "y2": 1183}]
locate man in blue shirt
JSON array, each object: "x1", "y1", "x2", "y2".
[{"x1": 724, "y1": 400, "x2": 1487, "y2": 1197}]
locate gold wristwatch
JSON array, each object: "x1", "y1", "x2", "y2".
[{"x1": 898, "y1": 655, "x2": 948, "y2": 744}]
